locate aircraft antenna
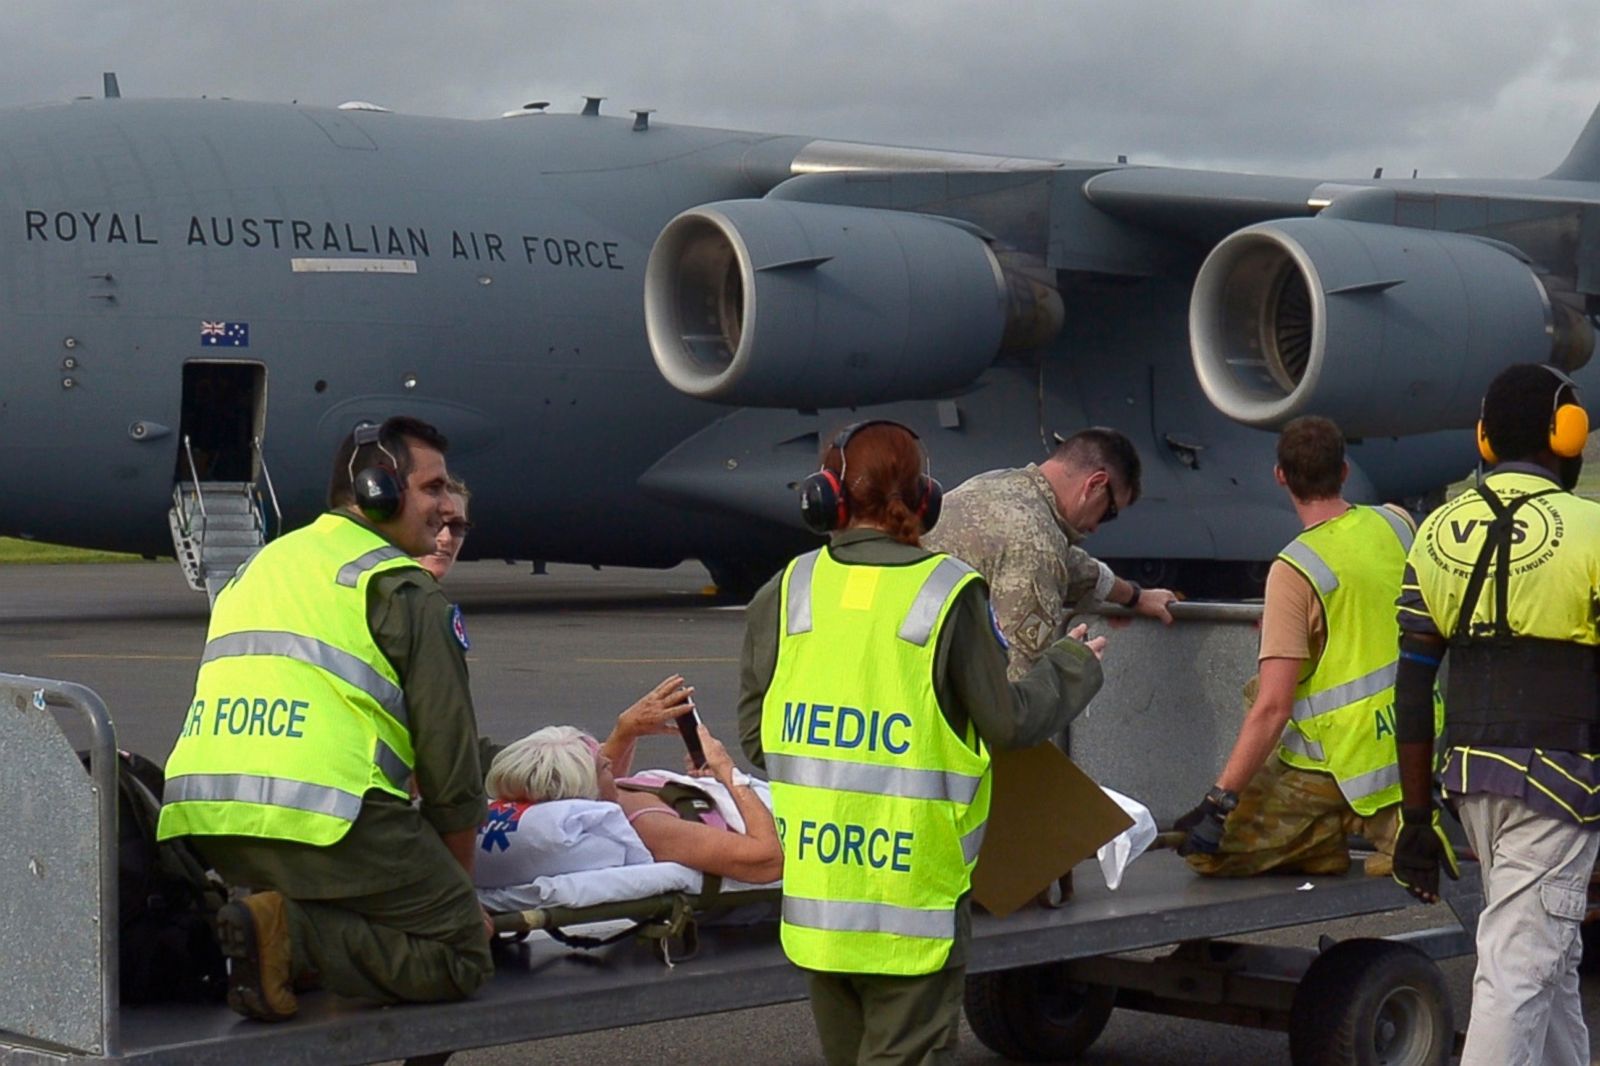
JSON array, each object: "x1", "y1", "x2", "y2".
[
  {"x1": 582, "y1": 96, "x2": 604, "y2": 116},
  {"x1": 1373, "y1": 166, "x2": 1383, "y2": 179},
  {"x1": 632, "y1": 109, "x2": 655, "y2": 132},
  {"x1": 500, "y1": 101, "x2": 550, "y2": 118},
  {"x1": 102, "y1": 73, "x2": 120, "y2": 99}
]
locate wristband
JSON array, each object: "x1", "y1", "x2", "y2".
[
  {"x1": 1122, "y1": 581, "x2": 1143, "y2": 609},
  {"x1": 1205, "y1": 786, "x2": 1239, "y2": 814}
]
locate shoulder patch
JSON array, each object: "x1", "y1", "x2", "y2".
[
  {"x1": 988, "y1": 601, "x2": 1010, "y2": 651},
  {"x1": 451, "y1": 604, "x2": 471, "y2": 650}
]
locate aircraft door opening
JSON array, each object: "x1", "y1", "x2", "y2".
[{"x1": 175, "y1": 361, "x2": 266, "y2": 484}]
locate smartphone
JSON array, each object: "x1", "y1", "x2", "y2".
[{"x1": 675, "y1": 707, "x2": 707, "y2": 769}]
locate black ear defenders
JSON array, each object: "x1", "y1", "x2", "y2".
[
  {"x1": 798, "y1": 420, "x2": 944, "y2": 535},
  {"x1": 350, "y1": 422, "x2": 404, "y2": 522},
  {"x1": 1476, "y1": 364, "x2": 1589, "y2": 464}
]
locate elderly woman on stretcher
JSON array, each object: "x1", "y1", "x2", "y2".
[{"x1": 473, "y1": 676, "x2": 783, "y2": 909}]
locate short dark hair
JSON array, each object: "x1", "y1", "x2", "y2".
[
  {"x1": 1482, "y1": 363, "x2": 1573, "y2": 463},
  {"x1": 1053, "y1": 428, "x2": 1142, "y2": 504},
  {"x1": 327, "y1": 416, "x2": 449, "y2": 509},
  {"x1": 1276, "y1": 416, "x2": 1345, "y2": 500}
]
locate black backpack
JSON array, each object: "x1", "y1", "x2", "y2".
[{"x1": 87, "y1": 750, "x2": 229, "y2": 1005}]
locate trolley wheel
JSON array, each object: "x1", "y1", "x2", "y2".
[
  {"x1": 1288, "y1": 939, "x2": 1453, "y2": 1066},
  {"x1": 963, "y1": 964, "x2": 1115, "y2": 1062}
]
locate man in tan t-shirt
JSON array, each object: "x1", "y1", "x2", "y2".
[{"x1": 1175, "y1": 416, "x2": 1412, "y2": 877}]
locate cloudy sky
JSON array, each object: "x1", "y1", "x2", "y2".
[{"x1": 2, "y1": 1, "x2": 1598, "y2": 181}]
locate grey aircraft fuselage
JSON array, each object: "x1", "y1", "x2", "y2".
[{"x1": 2, "y1": 96, "x2": 1596, "y2": 593}]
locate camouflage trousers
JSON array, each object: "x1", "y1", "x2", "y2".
[{"x1": 1187, "y1": 756, "x2": 1399, "y2": 878}]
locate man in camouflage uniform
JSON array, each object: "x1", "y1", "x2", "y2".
[{"x1": 924, "y1": 427, "x2": 1177, "y2": 681}]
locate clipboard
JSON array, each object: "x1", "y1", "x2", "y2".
[{"x1": 971, "y1": 742, "x2": 1135, "y2": 918}]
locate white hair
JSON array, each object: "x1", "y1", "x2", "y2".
[{"x1": 486, "y1": 726, "x2": 599, "y2": 802}]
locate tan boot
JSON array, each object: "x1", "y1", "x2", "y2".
[{"x1": 215, "y1": 891, "x2": 298, "y2": 1021}]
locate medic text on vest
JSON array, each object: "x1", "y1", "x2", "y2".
[
  {"x1": 179, "y1": 697, "x2": 308, "y2": 739},
  {"x1": 780, "y1": 702, "x2": 912, "y2": 754}
]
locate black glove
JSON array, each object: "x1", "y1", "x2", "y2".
[
  {"x1": 1175, "y1": 788, "x2": 1236, "y2": 856},
  {"x1": 1392, "y1": 805, "x2": 1460, "y2": 903}
]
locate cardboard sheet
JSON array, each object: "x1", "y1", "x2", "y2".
[{"x1": 971, "y1": 742, "x2": 1135, "y2": 918}]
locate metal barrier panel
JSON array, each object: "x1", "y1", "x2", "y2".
[
  {"x1": 1071, "y1": 602, "x2": 1263, "y2": 826},
  {"x1": 0, "y1": 674, "x2": 118, "y2": 1056}
]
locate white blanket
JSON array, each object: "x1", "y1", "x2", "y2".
[{"x1": 474, "y1": 771, "x2": 780, "y2": 912}]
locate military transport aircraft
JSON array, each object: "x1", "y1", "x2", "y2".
[{"x1": 3, "y1": 83, "x2": 1599, "y2": 597}]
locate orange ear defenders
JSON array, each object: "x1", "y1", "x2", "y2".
[
  {"x1": 797, "y1": 420, "x2": 943, "y2": 534},
  {"x1": 1477, "y1": 365, "x2": 1589, "y2": 464}
]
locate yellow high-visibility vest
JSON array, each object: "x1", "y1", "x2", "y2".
[
  {"x1": 1408, "y1": 471, "x2": 1600, "y2": 646},
  {"x1": 1276, "y1": 506, "x2": 1432, "y2": 815},
  {"x1": 762, "y1": 547, "x2": 990, "y2": 976},
  {"x1": 158, "y1": 513, "x2": 420, "y2": 846}
]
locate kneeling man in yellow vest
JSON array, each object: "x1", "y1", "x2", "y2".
[
  {"x1": 1175, "y1": 416, "x2": 1441, "y2": 877},
  {"x1": 158, "y1": 417, "x2": 492, "y2": 1021}
]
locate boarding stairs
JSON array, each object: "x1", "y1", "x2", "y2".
[{"x1": 168, "y1": 435, "x2": 282, "y2": 605}]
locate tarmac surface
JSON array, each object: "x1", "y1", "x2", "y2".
[{"x1": 3, "y1": 559, "x2": 1598, "y2": 1064}]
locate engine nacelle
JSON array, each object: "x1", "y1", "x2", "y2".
[
  {"x1": 645, "y1": 200, "x2": 1010, "y2": 408},
  {"x1": 1190, "y1": 218, "x2": 1593, "y2": 437}
]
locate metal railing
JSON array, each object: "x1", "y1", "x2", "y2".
[{"x1": 253, "y1": 435, "x2": 283, "y2": 541}]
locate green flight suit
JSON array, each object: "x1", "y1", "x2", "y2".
[
  {"x1": 192, "y1": 511, "x2": 492, "y2": 1005},
  {"x1": 739, "y1": 528, "x2": 1105, "y2": 1066}
]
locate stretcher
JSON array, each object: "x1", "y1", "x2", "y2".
[{"x1": 1, "y1": 635, "x2": 1484, "y2": 1066}]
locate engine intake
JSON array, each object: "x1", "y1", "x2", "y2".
[
  {"x1": 645, "y1": 200, "x2": 1016, "y2": 408},
  {"x1": 1190, "y1": 218, "x2": 1592, "y2": 437}
]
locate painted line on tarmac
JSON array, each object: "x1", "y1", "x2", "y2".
[
  {"x1": 48, "y1": 653, "x2": 196, "y2": 661},
  {"x1": 576, "y1": 657, "x2": 738, "y2": 664}
]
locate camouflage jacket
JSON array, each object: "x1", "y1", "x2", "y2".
[{"x1": 923, "y1": 464, "x2": 1114, "y2": 679}]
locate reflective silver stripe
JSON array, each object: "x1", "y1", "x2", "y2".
[
  {"x1": 898, "y1": 557, "x2": 975, "y2": 646},
  {"x1": 766, "y1": 753, "x2": 983, "y2": 805},
  {"x1": 1292, "y1": 662, "x2": 1396, "y2": 721},
  {"x1": 783, "y1": 895, "x2": 955, "y2": 940},
  {"x1": 1280, "y1": 539, "x2": 1338, "y2": 594},
  {"x1": 165, "y1": 772, "x2": 362, "y2": 822},
  {"x1": 1340, "y1": 761, "x2": 1401, "y2": 802},
  {"x1": 202, "y1": 630, "x2": 409, "y2": 728},
  {"x1": 374, "y1": 738, "x2": 413, "y2": 791},
  {"x1": 960, "y1": 822, "x2": 987, "y2": 865},
  {"x1": 336, "y1": 546, "x2": 409, "y2": 587},
  {"x1": 1371, "y1": 505, "x2": 1414, "y2": 551},
  {"x1": 786, "y1": 551, "x2": 821, "y2": 636},
  {"x1": 1280, "y1": 725, "x2": 1326, "y2": 762}
]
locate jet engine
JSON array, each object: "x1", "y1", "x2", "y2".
[
  {"x1": 1189, "y1": 218, "x2": 1593, "y2": 437},
  {"x1": 645, "y1": 199, "x2": 1045, "y2": 408}
]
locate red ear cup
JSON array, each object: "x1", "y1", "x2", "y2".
[{"x1": 798, "y1": 468, "x2": 849, "y2": 534}]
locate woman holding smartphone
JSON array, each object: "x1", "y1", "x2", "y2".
[
  {"x1": 736, "y1": 421, "x2": 1107, "y2": 1066},
  {"x1": 480, "y1": 677, "x2": 783, "y2": 886}
]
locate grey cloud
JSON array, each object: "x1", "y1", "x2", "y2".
[{"x1": 2, "y1": 0, "x2": 1598, "y2": 180}]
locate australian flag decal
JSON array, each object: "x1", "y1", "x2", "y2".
[{"x1": 200, "y1": 321, "x2": 249, "y2": 347}]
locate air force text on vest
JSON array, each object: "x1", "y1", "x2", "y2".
[
  {"x1": 179, "y1": 697, "x2": 309, "y2": 738},
  {"x1": 780, "y1": 701, "x2": 916, "y2": 873}
]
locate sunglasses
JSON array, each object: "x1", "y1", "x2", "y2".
[
  {"x1": 1099, "y1": 477, "x2": 1120, "y2": 524},
  {"x1": 444, "y1": 519, "x2": 473, "y2": 537}
]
